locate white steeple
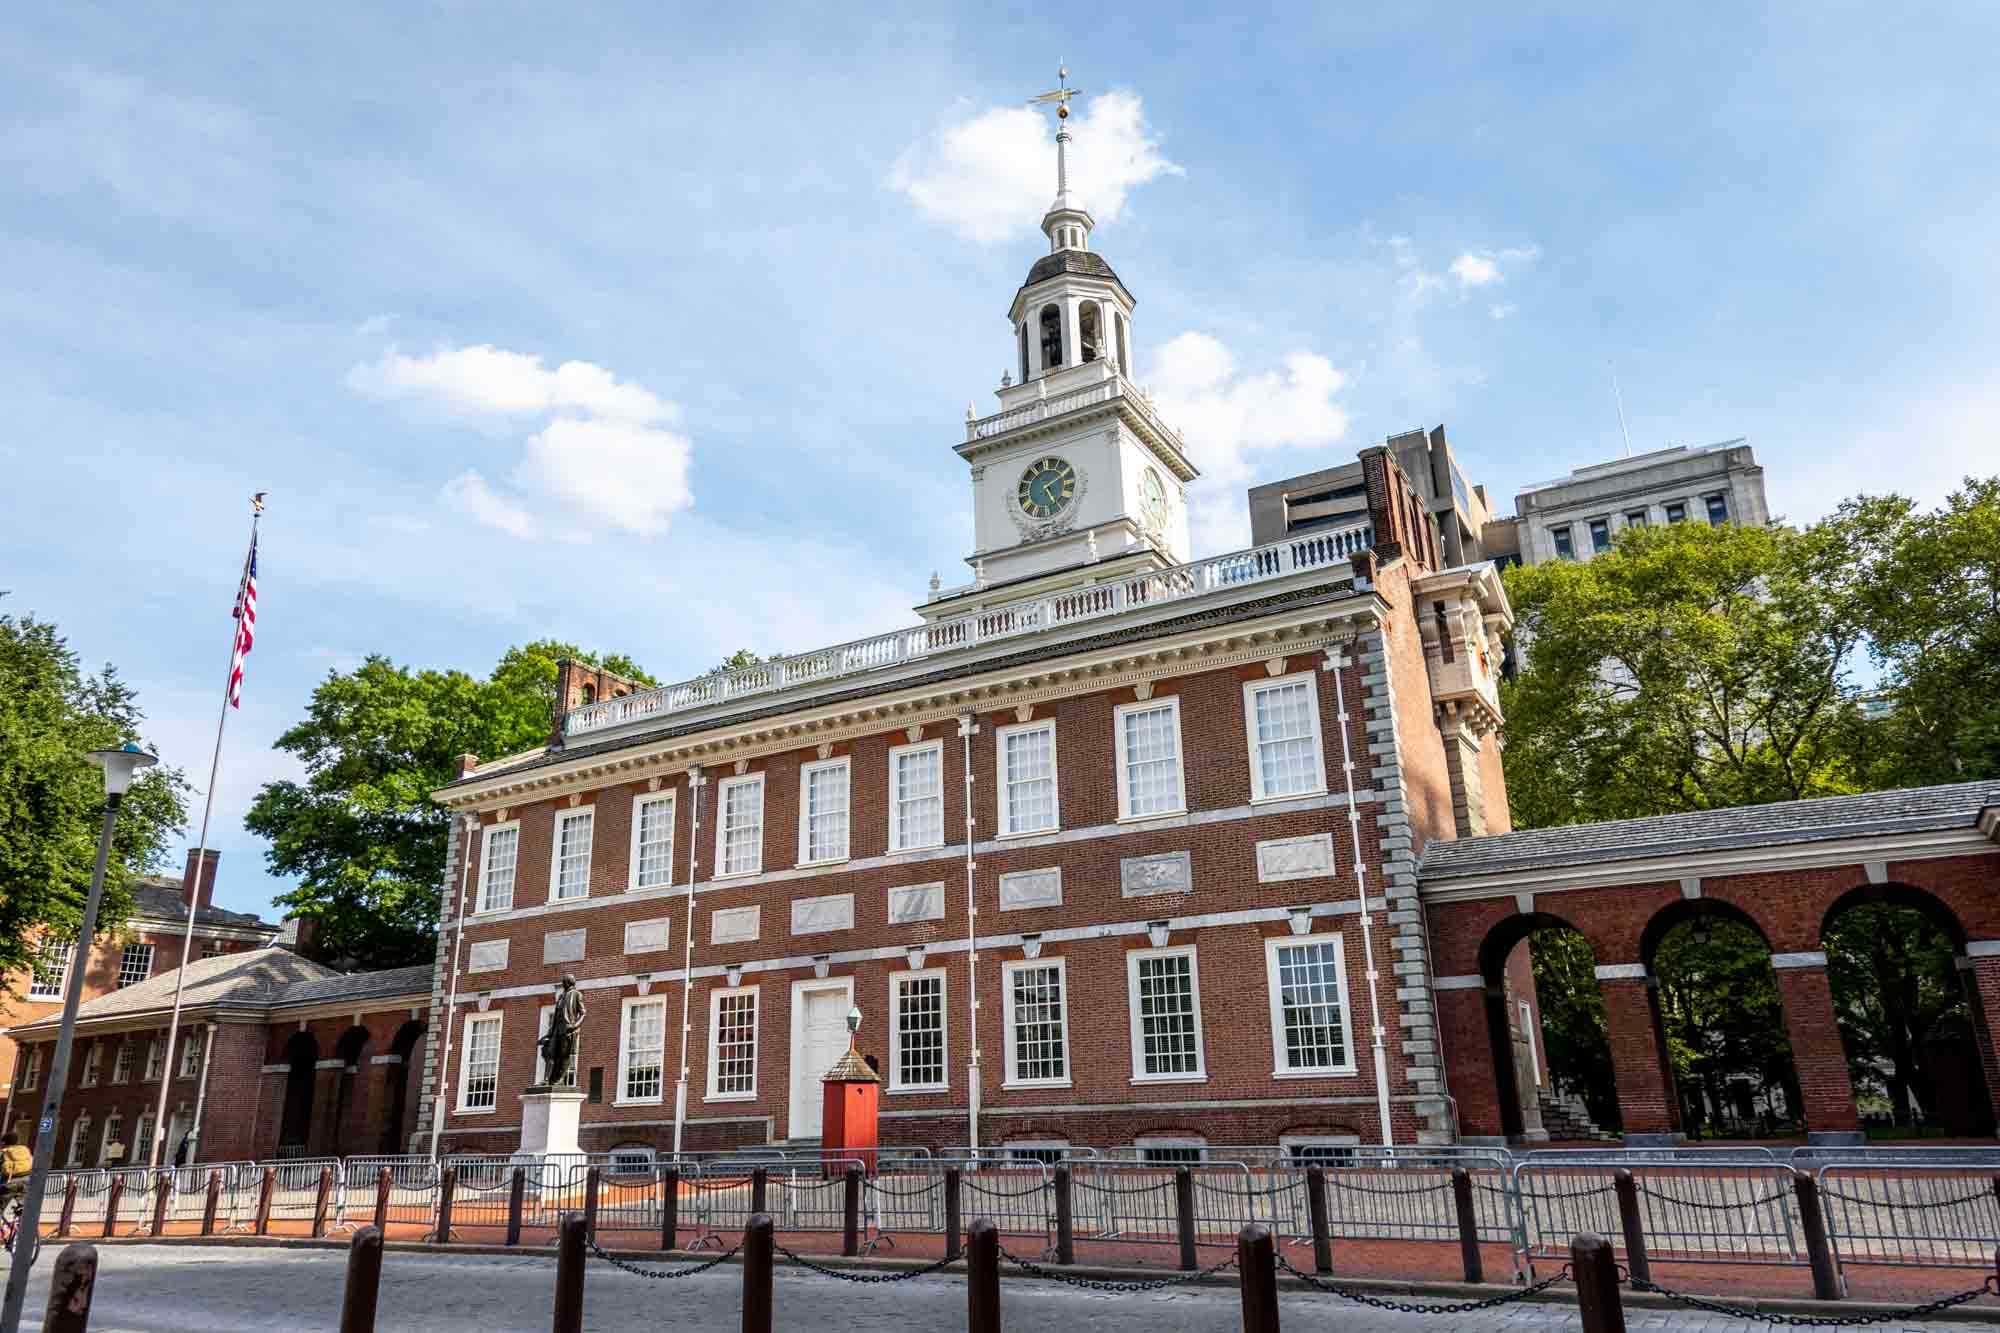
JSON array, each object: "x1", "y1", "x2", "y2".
[{"x1": 1031, "y1": 66, "x2": 1095, "y2": 256}]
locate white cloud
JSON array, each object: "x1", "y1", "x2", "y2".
[
  {"x1": 1449, "y1": 253, "x2": 1501, "y2": 287},
  {"x1": 351, "y1": 344, "x2": 695, "y2": 539},
  {"x1": 1145, "y1": 332, "x2": 1352, "y2": 554},
  {"x1": 890, "y1": 91, "x2": 1182, "y2": 244}
]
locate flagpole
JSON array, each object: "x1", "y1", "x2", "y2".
[{"x1": 147, "y1": 494, "x2": 263, "y2": 1169}]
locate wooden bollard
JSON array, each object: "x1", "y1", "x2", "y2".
[
  {"x1": 434, "y1": 1166, "x2": 458, "y2": 1245},
  {"x1": 658, "y1": 1166, "x2": 678, "y2": 1252},
  {"x1": 100, "y1": 1174, "x2": 124, "y2": 1240},
  {"x1": 1173, "y1": 1166, "x2": 1197, "y2": 1271},
  {"x1": 1792, "y1": 1170, "x2": 1842, "y2": 1301},
  {"x1": 1611, "y1": 1168, "x2": 1649, "y2": 1284},
  {"x1": 200, "y1": 1170, "x2": 222, "y2": 1236},
  {"x1": 1452, "y1": 1166, "x2": 1483, "y2": 1284},
  {"x1": 339, "y1": 1225, "x2": 385, "y2": 1333},
  {"x1": 966, "y1": 1217, "x2": 1000, "y2": 1333},
  {"x1": 1238, "y1": 1223, "x2": 1280, "y2": 1333},
  {"x1": 507, "y1": 1166, "x2": 527, "y2": 1248},
  {"x1": 1052, "y1": 1165, "x2": 1075, "y2": 1265},
  {"x1": 373, "y1": 1167, "x2": 393, "y2": 1232},
  {"x1": 40, "y1": 1241, "x2": 99, "y2": 1333},
  {"x1": 581, "y1": 1166, "x2": 600, "y2": 1242},
  {"x1": 1571, "y1": 1232, "x2": 1626, "y2": 1333},
  {"x1": 311, "y1": 1166, "x2": 335, "y2": 1239},
  {"x1": 750, "y1": 1166, "x2": 768, "y2": 1216},
  {"x1": 552, "y1": 1213, "x2": 587, "y2": 1333},
  {"x1": 841, "y1": 1165, "x2": 861, "y2": 1258},
  {"x1": 943, "y1": 1167, "x2": 962, "y2": 1263},
  {"x1": 1305, "y1": 1165, "x2": 1333, "y2": 1275},
  {"x1": 150, "y1": 1171, "x2": 172, "y2": 1236},
  {"x1": 743, "y1": 1213, "x2": 774, "y2": 1333},
  {"x1": 254, "y1": 1167, "x2": 276, "y2": 1235},
  {"x1": 56, "y1": 1177, "x2": 78, "y2": 1237}
]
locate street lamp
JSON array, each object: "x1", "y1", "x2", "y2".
[{"x1": 0, "y1": 744, "x2": 157, "y2": 1333}]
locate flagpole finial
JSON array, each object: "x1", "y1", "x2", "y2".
[{"x1": 251, "y1": 491, "x2": 268, "y2": 515}]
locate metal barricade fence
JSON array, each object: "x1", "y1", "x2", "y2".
[
  {"x1": 1817, "y1": 1162, "x2": 2000, "y2": 1271},
  {"x1": 957, "y1": 1160, "x2": 1054, "y2": 1250},
  {"x1": 344, "y1": 1156, "x2": 440, "y2": 1230},
  {"x1": 266, "y1": 1157, "x2": 342, "y2": 1227},
  {"x1": 1513, "y1": 1155, "x2": 1802, "y2": 1274},
  {"x1": 442, "y1": 1155, "x2": 518, "y2": 1233}
]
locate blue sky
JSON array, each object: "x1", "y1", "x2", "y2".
[{"x1": 4, "y1": 3, "x2": 1995, "y2": 923}]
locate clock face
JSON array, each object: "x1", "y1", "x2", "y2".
[
  {"x1": 1140, "y1": 467, "x2": 1169, "y2": 527},
  {"x1": 1017, "y1": 456, "x2": 1078, "y2": 520}
]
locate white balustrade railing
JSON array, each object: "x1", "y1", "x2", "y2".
[
  {"x1": 563, "y1": 521, "x2": 1373, "y2": 740},
  {"x1": 965, "y1": 374, "x2": 1188, "y2": 454}
]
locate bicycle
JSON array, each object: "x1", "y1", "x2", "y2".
[{"x1": 1, "y1": 1189, "x2": 36, "y2": 1267}]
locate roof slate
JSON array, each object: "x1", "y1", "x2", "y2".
[
  {"x1": 8, "y1": 949, "x2": 430, "y2": 1035},
  {"x1": 1020, "y1": 249, "x2": 1123, "y2": 292},
  {"x1": 1419, "y1": 780, "x2": 2000, "y2": 881},
  {"x1": 130, "y1": 879, "x2": 278, "y2": 933}
]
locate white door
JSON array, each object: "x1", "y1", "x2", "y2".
[{"x1": 789, "y1": 981, "x2": 852, "y2": 1139}]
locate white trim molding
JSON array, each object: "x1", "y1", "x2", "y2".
[
  {"x1": 1433, "y1": 974, "x2": 1485, "y2": 991},
  {"x1": 1769, "y1": 951, "x2": 1828, "y2": 970},
  {"x1": 1593, "y1": 963, "x2": 1648, "y2": 981}
]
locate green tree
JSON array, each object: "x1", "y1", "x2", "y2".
[
  {"x1": 246, "y1": 641, "x2": 652, "y2": 970},
  {"x1": 1652, "y1": 918, "x2": 1801, "y2": 1135},
  {"x1": 1823, "y1": 903, "x2": 1966, "y2": 1126},
  {"x1": 1500, "y1": 519, "x2": 1865, "y2": 828},
  {"x1": 712, "y1": 649, "x2": 764, "y2": 673},
  {"x1": 1527, "y1": 928, "x2": 1621, "y2": 1131},
  {"x1": 0, "y1": 605, "x2": 189, "y2": 993}
]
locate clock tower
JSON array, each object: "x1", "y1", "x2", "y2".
[{"x1": 923, "y1": 68, "x2": 1199, "y2": 620}]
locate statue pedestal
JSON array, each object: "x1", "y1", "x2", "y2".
[{"x1": 518, "y1": 1087, "x2": 586, "y2": 1159}]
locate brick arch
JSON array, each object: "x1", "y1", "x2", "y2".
[
  {"x1": 1821, "y1": 881, "x2": 1970, "y2": 951},
  {"x1": 1473, "y1": 909, "x2": 1608, "y2": 1143}
]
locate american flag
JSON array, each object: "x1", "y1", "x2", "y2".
[{"x1": 228, "y1": 535, "x2": 258, "y2": 709}]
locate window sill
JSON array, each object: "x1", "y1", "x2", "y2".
[
  {"x1": 453, "y1": 1106, "x2": 498, "y2": 1116},
  {"x1": 888, "y1": 840, "x2": 947, "y2": 856},
  {"x1": 1116, "y1": 808, "x2": 1188, "y2": 825},
  {"x1": 1130, "y1": 1074, "x2": 1209, "y2": 1086},
  {"x1": 996, "y1": 826, "x2": 1059, "y2": 842},
  {"x1": 1249, "y1": 789, "x2": 1327, "y2": 807},
  {"x1": 1000, "y1": 1079, "x2": 1072, "y2": 1091},
  {"x1": 1271, "y1": 1066, "x2": 1359, "y2": 1080},
  {"x1": 796, "y1": 855, "x2": 850, "y2": 870},
  {"x1": 469, "y1": 907, "x2": 514, "y2": 919},
  {"x1": 549, "y1": 892, "x2": 591, "y2": 906},
  {"x1": 613, "y1": 1097, "x2": 664, "y2": 1108},
  {"x1": 628, "y1": 881, "x2": 676, "y2": 894},
  {"x1": 712, "y1": 869, "x2": 762, "y2": 882},
  {"x1": 704, "y1": 1092, "x2": 757, "y2": 1104},
  {"x1": 887, "y1": 1084, "x2": 949, "y2": 1097}
]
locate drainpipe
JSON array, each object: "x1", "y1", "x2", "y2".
[
  {"x1": 1329, "y1": 640, "x2": 1394, "y2": 1146},
  {"x1": 959, "y1": 711, "x2": 982, "y2": 1156},
  {"x1": 673, "y1": 766, "x2": 707, "y2": 1158}
]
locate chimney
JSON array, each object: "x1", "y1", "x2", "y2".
[
  {"x1": 181, "y1": 848, "x2": 220, "y2": 911},
  {"x1": 457, "y1": 752, "x2": 480, "y2": 779}
]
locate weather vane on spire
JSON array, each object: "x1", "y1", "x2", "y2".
[{"x1": 1028, "y1": 64, "x2": 1083, "y2": 203}]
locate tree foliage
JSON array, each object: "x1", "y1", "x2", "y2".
[
  {"x1": 247, "y1": 640, "x2": 651, "y2": 970},
  {"x1": 712, "y1": 649, "x2": 764, "y2": 673},
  {"x1": 1652, "y1": 918, "x2": 1801, "y2": 1135},
  {"x1": 1527, "y1": 929, "x2": 1621, "y2": 1130},
  {"x1": 0, "y1": 605, "x2": 189, "y2": 994},
  {"x1": 1823, "y1": 903, "x2": 1967, "y2": 1125}
]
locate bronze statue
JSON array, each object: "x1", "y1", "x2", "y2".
[{"x1": 536, "y1": 973, "x2": 586, "y2": 1088}]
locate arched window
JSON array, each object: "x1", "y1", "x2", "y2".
[
  {"x1": 580, "y1": 683, "x2": 596, "y2": 706},
  {"x1": 1018, "y1": 322, "x2": 1030, "y2": 384},
  {"x1": 1039, "y1": 303, "x2": 1064, "y2": 371},
  {"x1": 1079, "y1": 303, "x2": 1101, "y2": 363},
  {"x1": 1116, "y1": 312, "x2": 1130, "y2": 371}
]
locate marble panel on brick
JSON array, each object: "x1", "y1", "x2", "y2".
[
  {"x1": 999, "y1": 867, "x2": 1062, "y2": 912},
  {"x1": 623, "y1": 918, "x2": 671, "y2": 954},
  {"x1": 466, "y1": 939, "x2": 508, "y2": 973},
  {"x1": 888, "y1": 882, "x2": 946, "y2": 924},
  {"x1": 1255, "y1": 833, "x2": 1335, "y2": 883},
  {"x1": 1119, "y1": 850, "x2": 1192, "y2": 898},
  {"x1": 711, "y1": 905, "x2": 760, "y2": 944},
  {"x1": 543, "y1": 928, "x2": 586, "y2": 965},
  {"x1": 792, "y1": 893, "x2": 855, "y2": 936}
]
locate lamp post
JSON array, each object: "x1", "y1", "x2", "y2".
[{"x1": 0, "y1": 744, "x2": 157, "y2": 1333}]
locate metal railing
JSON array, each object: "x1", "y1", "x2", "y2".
[{"x1": 1817, "y1": 1163, "x2": 2000, "y2": 1271}]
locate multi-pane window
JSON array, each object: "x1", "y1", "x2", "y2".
[
  {"x1": 117, "y1": 942, "x2": 154, "y2": 988},
  {"x1": 708, "y1": 987, "x2": 758, "y2": 1099},
  {"x1": 889, "y1": 742, "x2": 943, "y2": 851},
  {"x1": 143, "y1": 1039, "x2": 164, "y2": 1081},
  {"x1": 18, "y1": 1046, "x2": 42, "y2": 1092},
  {"x1": 629, "y1": 792, "x2": 676, "y2": 891},
  {"x1": 800, "y1": 759, "x2": 850, "y2": 864},
  {"x1": 998, "y1": 721, "x2": 1058, "y2": 836},
  {"x1": 1624, "y1": 510, "x2": 1648, "y2": 528},
  {"x1": 1664, "y1": 501, "x2": 1687, "y2": 524},
  {"x1": 201, "y1": 941, "x2": 227, "y2": 959},
  {"x1": 1265, "y1": 935, "x2": 1354, "y2": 1074},
  {"x1": 1588, "y1": 518, "x2": 1611, "y2": 553},
  {"x1": 620, "y1": 998, "x2": 665, "y2": 1103},
  {"x1": 1135, "y1": 1137, "x2": 1206, "y2": 1165},
  {"x1": 1127, "y1": 948, "x2": 1205, "y2": 1080},
  {"x1": 891, "y1": 971, "x2": 947, "y2": 1091},
  {"x1": 80, "y1": 1043, "x2": 101, "y2": 1087},
  {"x1": 717, "y1": 775, "x2": 765, "y2": 877},
  {"x1": 478, "y1": 824, "x2": 520, "y2": 914},
  {"x1": 1114, "y1": 700, "x2": 1185, "y2": 818},
  {"x1": 28, "y1": 941, "x2": 72, "y2": 999},
  {"x1": 178, "y1": 1032, "x2": 203, "y2": 1078},
  {"x1": 1004, "y1": 1141, "x2": 1069, "y2": 1165},
  {"x1": 1705, "y1": 492, "x2": 1730, "y2": 526},
  {"x1": 551, "y1": 808, "x2": 594, "y2": 901},
  {"x1": 135, "y1": 1110, "x2": 155, "y2": 1165},
  {"x1": 1283, "y1": 1137, "x2": 1360, "y2": 1166},
  {"x1": 459, "y1": 1014, "x2": 502, "y2": 1111},
  {"x1": 111, "y1": 1042, "x2": 135, "y2": 1084},
  {"x1": 66, "y1": 1113, "x2": 90, "y2": 1167},
  {"x1": 1245, "y1": 674, "x2": 1327, "y2": 800},
  {"x1": 99, "y1": 1112, "x2": 123, "y2": 1164},
  {"x1": 1003, "y1": 961, "x2": 1069, "y2": 1086},
  {"x1": 1551, "y1": 525, "x2": 1575, "y2": 558}
]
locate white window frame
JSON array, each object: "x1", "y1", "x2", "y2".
[
  {"x1": 1264, "y1": 932, "x2": 1358, "y2": 1077},
  {"x1": 705, "y1": 985, "x2": 759, "y2": 1102},
  {"x1": 66, "y1": 1112, "x2": 90, "y2": 1167},
  {"x1": 995, "y1": 719, "x2": 1060, "y2": 837},
  {"x1": 1280, "y1": 1133, "x2": 1360, "y2": 1165},
  {"x1": 1242, "y1": 671, "x2": 1330, "y2": 802},
  {"x1": 1124, "y1": 945, "x2": 1208, "y2": 1084},
  {"x1": 1000, "y1": 957, "x2": 1071, "y2": 1089},
  {"x1": 1133, "y1": 1135, "x2": 1208, "y2": 1164},
  {"x1": 476, "y1": 820, "x2": 522, "y2": 915},
  {"x1": 1002, "y1": 1138, "x2": 1071, "y2": 1165},
  {"x1": 887, "y1": 739, "x2": 945, "y2": 852},
  {"x1": 143, "y1": 1038, "x2": 164, "y2": 1082},
  {"x1": 99, "y1": 1111, "x2": 123, "y2": 1165},
  {"x1": 714, "y1": 774, "x2": 765, "y2": 878},
  {"x1": 797, "y1": 757, "x2": 851, "y2": 866},
  {"x1": 117, "y1": 941, "x2": 154, "y2": 988},
  {"x1": 627, "y1": 791, "x2": 677, "y2": 892},
  {"x1": 616, "y1": 996, "x2": 667, "y2": 1106},
  {"x1": 18, "y1": 1046, "x2": 42, "y2": 1092},
  {"x1": 110, "y1": 1042, "x2": 134, "y2": 1085},
  {"x1": 79, "y1": 1042, "x2": 101, "y2": 1087},
  {"x1": 549, "y1": 807, "x2": 595, "y2": 902},
  {"x1": 178, "y1": 1030, "x2": 204, "y2": 1079},
  {"x1": 1112, "y1": 697, "x2": 1187, "y2": 820},
  {"x1": 889, "y1": 968, "x2": 949, "y2": 1093},
  {"x1": 457, "y1": 1012, "x2": 503, "y2": 1113},
  {"x1": 28, "y1": 941, "x2": 72, "y2": 999}
]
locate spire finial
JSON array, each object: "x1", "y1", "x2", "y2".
[{"x1": 1028, "y1": 64, "x2": 1083, "y2": 204}]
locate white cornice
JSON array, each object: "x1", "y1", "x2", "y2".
[
  {"x1": 1419, "y1": 828, "x2": 1995, "y2": 903},
  {"x1": 438, "y1": 600, "x2": 1383, "y2": 812}
]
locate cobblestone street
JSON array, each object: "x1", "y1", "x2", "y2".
[{"x1": 23, "y1": 1245, "x2": 2000, "y2": 1333}]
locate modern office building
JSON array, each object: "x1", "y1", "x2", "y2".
[{"x1": 1484, "y1": 439, "x2": 1769, "y2": 567}]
